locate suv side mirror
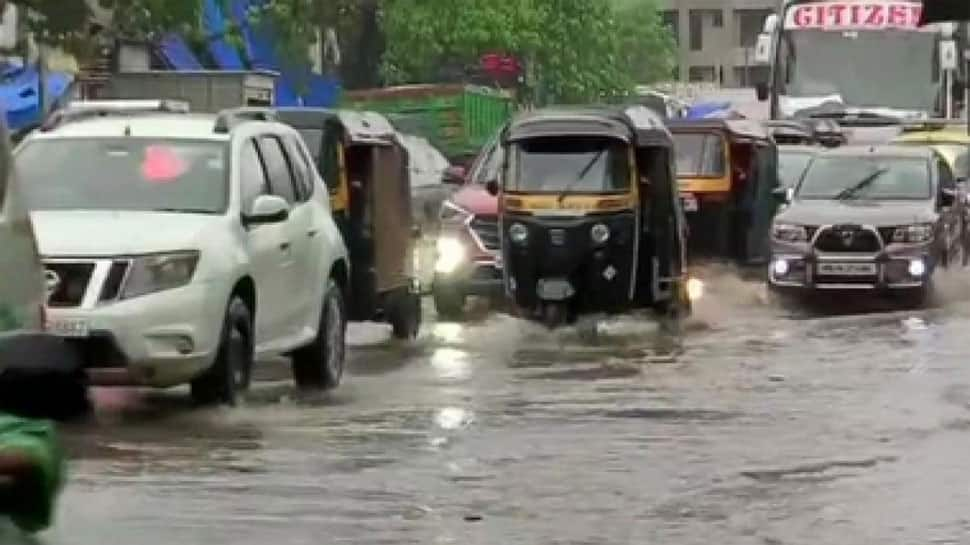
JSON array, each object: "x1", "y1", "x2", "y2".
[
  {"x1": 243, "y1": 195, "x2": 290, "y2": 226},
  {"x1": 755, "y1": 82, "x2": 769, "y2": 102},
  {"x1": 485, "y1": 178, "x2": 499, "y2": 197},
  {"x1": 442, "y1": 165, "x2": 467, "y2": 186}
]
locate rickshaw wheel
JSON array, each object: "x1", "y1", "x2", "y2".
[
  {"x1": 389, "y1": 289, "x2": 422, "y2": 340},
  {"x1": 542, "y1": 302, "x2": 568, "y2": 329},
  {"x1": 432, "y1": 284, "x2": 466, "y2": 320}
]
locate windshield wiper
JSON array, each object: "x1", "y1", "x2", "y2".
[
  {"x1": 834, "y1": 168, "x2": 889, "y2": 201},
  {"x1": 557, "y1": 148, "x2": 606, "y2": 204}
]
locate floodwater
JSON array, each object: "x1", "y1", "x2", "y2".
[{"x1": 39, "y1": 267, "x2": 970, "y2": 545}]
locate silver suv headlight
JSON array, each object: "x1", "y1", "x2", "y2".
[
  {"x1": 891, "y1": 224, "x2": 934, "y2": 243},
  {"x1": 771, "y1": 223, "x2": 808, "y2": 242},
  {"x1": 121, "y1": 251, "x2": 200, "y2": 299}
]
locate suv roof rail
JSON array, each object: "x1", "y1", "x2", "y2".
[
  {"x1": 40, "y1": 99, "x2": 190, "y2": 132},
  {"x1": 214, "y1": 107, "x2": 278, "y2": 133},
  {"x1": 900, "y1": 118, "x2": 966, "y2": 133}
]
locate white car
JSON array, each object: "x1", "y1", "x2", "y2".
[{"x1": 14, "y1": 108, "x2": 350, "y2": 404}]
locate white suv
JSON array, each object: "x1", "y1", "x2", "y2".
[{"x1": 14, "y1": 107, "x2": 350, "y2": 404}]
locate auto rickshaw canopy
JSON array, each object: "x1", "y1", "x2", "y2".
[
  {"x1": 505, "y1": 105, "x2": 672, "y2": 149},
  {"x1": 667, "y1": 118, "x2": 773, "y2": 144}
]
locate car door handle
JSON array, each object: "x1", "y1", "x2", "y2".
[
  {"x1": 280, "y1": 242, "x2": 291, "y2": 251},
  {"x1": 307, "y1": 229, "x2": 318, "y2": 238}
]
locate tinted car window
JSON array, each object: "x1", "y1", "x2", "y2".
[
  {"x1": 798, "y1": 156, "x2": 931, "y2": 200},
  {"x1": 258, "y1": 136, "x2": 298, "y2": 204},
  {"x1": 16, "y1": 138, "x2": 228, "y2": 213},
  {"x1": 283, "y1": 135, "x2": 313, "y2": 201},
  {"x1": 240, "y1": 139, "x2": 269, "y2": 207}
]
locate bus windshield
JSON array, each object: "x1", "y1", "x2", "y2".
[{"x1": 776, "y1": 2, "x2": 941, "y2": 116}]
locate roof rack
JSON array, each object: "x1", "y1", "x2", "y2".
[
  {"x1": 40, "y1": 99, "x2": 190, "y2": 132},
  {"x1": 213, "y1": 107, "x2": 278, "y2": 133}
]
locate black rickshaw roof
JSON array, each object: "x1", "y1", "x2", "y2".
[
  {"x1": 273, "y1": 107, "x2": 398, "y2": 145},
  {"x1": 667, "y1": 118, "x2": 772, "y2": 142},
  {"x1": 505, "y1": 105, "x2": 672, "y2": 147}
]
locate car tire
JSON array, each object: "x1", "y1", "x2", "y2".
[
  {"x1": 292, "y1": 279, "x2": 346, "y2": 390},
  {"x1": 190, "y1": 297, "x2": 253, "y2": 406},
  {"x1": 389, "y1": 289, "x2": 421, "y2": 340},
  {"x1": 541, "y1": 302, "x2": 568, "y2": 329},
  {"x1": 433, "y1": 283, "x2": 465, "y2": 320}
]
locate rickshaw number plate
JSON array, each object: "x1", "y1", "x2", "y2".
[
  {"x1": 681, "y1": 194, "x2": 699, "y2": 212},
  {"x1": 537, "y1": 278, "x2": 575, "y2": 301},
  {"x1": 47, "y1": 318, "x2": 90, "y2": 338},
  {"x1": 816, "y1": 262, "x2": 877, "y2": 276}
]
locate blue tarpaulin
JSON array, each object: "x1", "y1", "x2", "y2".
[
  {"x1": 685, "y1": 101, "x2": 732, "y2": 119},
  {"x1": 230, "y1": 0, "x2": 340, "y2": 107},
  {"x1": 158, "y1": 34, "x2": 204, "y2": 70},
  {"x1": 204, "y1": 0, "x2": 245, "y2": 69},
  {"x1": 0, "y1": 65, "x2": 73, "y2": 132}
]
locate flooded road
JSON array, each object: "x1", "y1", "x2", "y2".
[{"x1": 43, "y1": 271, "x2": 970, "y2": 545}]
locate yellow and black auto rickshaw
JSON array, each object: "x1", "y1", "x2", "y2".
[
  {"x1": 486, "y1": 105, "x2": 691, "y2": 327},
  {"x1": 263, "y1": 108, "x2": 422, "y2": 338},
  {"x1": 668, "y1": 119, "x2": 781, "y2": 266}
]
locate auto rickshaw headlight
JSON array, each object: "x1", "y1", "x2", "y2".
[
  {"x1": 771, "y1": 223, "x2": 808, "y2": 242},
  {"x1": 509, "y1": 222, "x2": 529, "y2": 245},
  {"x1": 590, "y1": 223, "x2": 610, "y2": 244}
]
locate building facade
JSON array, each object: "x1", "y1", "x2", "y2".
[{"x1": 658, "y1": 0, "x2": 777, "y2": 87}]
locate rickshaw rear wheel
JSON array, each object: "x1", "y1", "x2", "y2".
[
  {"x1": 389, "y1": 289, "x2": 422, "y2": 340},
  {"x1": 541, "y1": 302, "x2": 568, "y2": 329},
  {"x1": 432, "y1": 283, "x2": 466, "y2": 320}
]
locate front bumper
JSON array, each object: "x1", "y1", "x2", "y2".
[
  {"x1": 47, "y1": 281, "x2": 227, "y2": 387},
  {"x1": 434, "y1": 259, "x2": 504, "y2": 297},
  {"x1": 768, "y1": 241, "x2": 934, "y2": 292}
]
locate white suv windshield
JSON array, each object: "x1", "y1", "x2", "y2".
[{"x1": 15, "y1": 138, "x2": 228, "y2": 213}]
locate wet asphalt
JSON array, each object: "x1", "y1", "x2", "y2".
[{"x1": 40, "y1": 268, "x2": 970, "y2": 545}]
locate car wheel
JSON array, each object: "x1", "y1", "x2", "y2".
[
  {"x1": 292, "y1": 279, "x2": 346, "y2": 390},
  {"x1": 389, "y1": 289, "x2": 421, "y2": 340},
  {"x1": 190, "y1": 297, "x2": 253, "y2": 406},
  {"x1": 541, "y1": 302, "x2": 567, "y2": 329},
  {"x1": 433, "y1": 282, "x2": 465, "y2": 320}
]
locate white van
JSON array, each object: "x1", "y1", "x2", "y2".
[{"x1": 0, "y1": 121, "x2": 45, "y2": 340}]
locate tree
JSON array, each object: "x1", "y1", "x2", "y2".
[{"x1": 380, "y1": 0, "x2": 676, "y2": 104}]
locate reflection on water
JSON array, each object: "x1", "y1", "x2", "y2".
[
  {"x1": 434, "y1": 407, "x2": 473, "y2": 430},
  {"x1": 430, "y1": 348, "x2": 471, "y2": 381}
]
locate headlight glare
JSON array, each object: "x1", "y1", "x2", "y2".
[
  {"x1": 590, "y1": 223, "x2": 610, "y2": 244},
  {"x1": 771, "y1": 223, "x2": 808, "y2": 242},
  {"x1": 121, "y1": 251, "x2": 199, "y2": 299},
  {"x1": 509, "y1": 222, "x2": 529, "y2": 244},
  {"x1": 891, "y1": 223, "x2": 934, "y2": 243},
  {"x1": 435, "y1": 237, "x2": 466, "y2": 274}
]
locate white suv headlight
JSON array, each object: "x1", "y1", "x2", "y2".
[
  {"x1": 891, "y1": 224, "x2": 934, "y2": 243},
  {"x1": 771, "y1": 223, "x2": 808, "y2": 242},
  {"x1": 121, "y1": 251, "x2": 200, "y2": 299}
]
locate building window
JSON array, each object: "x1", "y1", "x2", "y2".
[
  {"x1": 733, "y1": 65, "x2": 770, "y2": 87},
  {"x1": 689, "y1": 10, "x2": 704, "y2": 51},
  {"x1": 662, "y1": 10, "x2": 679, "y2": 45},
  {"x1": 688, "y1": 65, "x2": 716, "y2": 82},
  {"x1": 712, "y1": 10, "x2": 723, "y2": 28},
  {"x1": 737, "y1": 9, "x2": 772, "y2": 48}
]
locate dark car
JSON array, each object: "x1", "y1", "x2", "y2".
[{"x1": 768, "y1": 145, "x2": 966, "y2": 306}]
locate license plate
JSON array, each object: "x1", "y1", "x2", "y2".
[
  {"x1": 681, "y1": 193, "x2": 699, "y2": 212},
  {"x1": 816, "y1": 262, "x2": 877, "y2": 276},
  {"x1": 537, "y1": 278, "x2": 575, "y2": 301},
  {"x1": 46, "y1": 318, "x2": 90, "y2": 338}
]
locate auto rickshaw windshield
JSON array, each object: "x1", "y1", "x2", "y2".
[
  {"x1": 507, "y1": 136, "x2": 630, "y2": 193},
  {"x1": 673, "y1": 132, "x2": 726, "y2": 177}
]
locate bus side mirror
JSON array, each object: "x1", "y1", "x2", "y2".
[
  {"x1": 755, "y1": 82, "x2": 769, "y2": 102},
  {"x1": 485, "y1": 178, "x2": 499, "y2": 196},
  {"x1": 753, "y1": 33, "x2": 773, "y2": 65}
]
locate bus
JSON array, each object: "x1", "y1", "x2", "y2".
[{"x1": 753, "y1": 0, "x2": 967, "y2": 123}]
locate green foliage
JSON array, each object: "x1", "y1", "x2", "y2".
[{"x1": 381, "y1": 0, "x2": 677, "y2": 104}]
